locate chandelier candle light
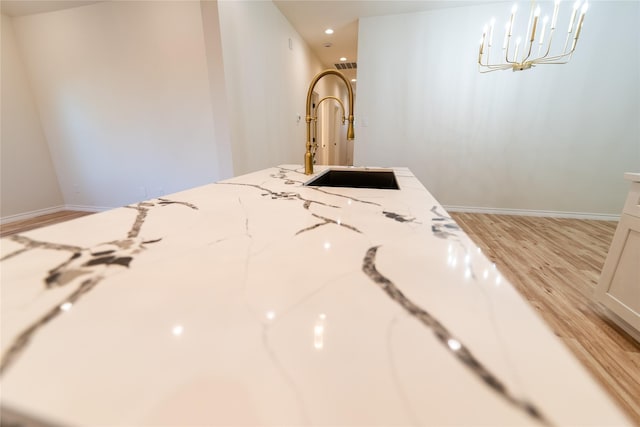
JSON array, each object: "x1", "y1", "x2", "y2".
[{"x1": 478, "y1": 0, "x2": 588, "y2": 72}]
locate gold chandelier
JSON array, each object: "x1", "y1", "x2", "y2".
[{"x1": 478, "y1": 0, "x2": 588, "y2": 72}]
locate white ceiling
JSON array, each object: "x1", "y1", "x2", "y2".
[
  {"x1": 1, "y1": 0, "x2": 497, "y2": 83},
  {"x1": 273, "y1": 1, "x2": 499, "y2": 82}
]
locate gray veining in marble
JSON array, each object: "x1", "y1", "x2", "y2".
[
  {"x1": 0, "y1": 199, "x2": 197, "y2": 375},
  {"x1": 362, "y1": 245, "x2": 550, "y2": 426}
]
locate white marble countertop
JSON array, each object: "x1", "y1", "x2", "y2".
[{"x1": 0, "y1": 165, "x2": 631, "y2": 426}]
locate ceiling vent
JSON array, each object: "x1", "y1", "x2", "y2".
[{"x1": 334, "y1": 62, "x2": 357, "y2": 70}]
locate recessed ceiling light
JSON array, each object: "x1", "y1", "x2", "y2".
[
  {"x1": 351, "y1": 79, "x2": 357, "y2": 82},
  {"x1": 340, "y1": 57, "x2": 347, "y2": 61},
  {"x1": 324, "y1": 28, "x2": 334, "y2": 35}
]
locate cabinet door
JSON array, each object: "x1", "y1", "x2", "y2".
[{"x1": 595, "y1": 214, "x2": 640, "y2": 332}]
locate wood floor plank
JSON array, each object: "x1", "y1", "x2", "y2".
[
  {"x1": 451, "y1": 212, "x2": 640, "y2": 425},
  {"x1": 0, "y1": 211, "x2": 94, "y2": 237},
  {"x1": 564, "y1": 338, "x2": 640, "y2": 421}
]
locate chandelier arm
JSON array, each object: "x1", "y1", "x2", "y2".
[
  {"x1": 533, "y1": 59, "x2": 570, "y2": 65},
  {"x1": 479, "y1": 46, "x2": 493, "y2": 67},
  {"x1": 523, "y1": 8, "x2": 542, "y2": 63},
  {"x1": 533, "y1": 47, "x2": 575, "y2": 64},
  {"x1": 479, "y1": 49, "x2": 514, "y2": 70},
  {"x1": 479, "y1": 47, "x2": 494, "y2": 68},
  {"x1": 562, "y1": 5, "x2": 582, "y2": 54},
  {"x1": 482, "y1": 63, "x2": 513, "y2": 70},
  {"x1": 478, "y1": 57, "x2": 508, "y2": 69},
  {"x1": 521, "y1": 1, "x2": 535, "y2": 60},
  {"x1": 479, "y1": 64, "x2": 512, "y2": 73},
  {"x1": 533, "y1": 56, "x2": 572, "y2": 65},
  {"x1": 504, "y1": 37, "x2": 518, "y2": 64},
  {"x1": 530, "y1": 29, "x2": 575, "y2": 64},
  {"x1": 561, "y1": 30, "x2": 574, "y2": 56},
  {"x1": 480, "y1": 48, "x2": 516, "y2": 70},
  {"x1": 479, "y1": 59, "x2": 503, "y2": 68},
  {"x1": 533, "y1": 56, "x2": 571, "y2": 65},
  {"x1": 479, "y1": 68, "x2": 499, "y2": 73},
  {"x1": 522, "y1": 39, "x2": 535, "y2": 63},
  {"x1": 504, "y1": 40, "x2": 510, "y2": 63},
  {"x1": 479, "y1": 51, "x2": 511, "y2": 69},
  {"x1": 538, "y1": 27, "x2": 557, "y2": 60}
]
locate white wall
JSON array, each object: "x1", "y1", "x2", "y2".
[
  {"x1": 201, "y1": 0, "x2": 234, "y2": 180},
  {"x1": 356, "y1": 1, "x2": 639, "y2": 216},
  {"x1": 217, "y1": 0, "x2": 338, "y2": 175},
  {"x1": 10, "y1": 1, "x2": 232, "y2": 210},
  {"x1": 3, "y1": 0, "x2": 342, "y2": 217},
  {"x1": 1, "y1": 14, "x2": 64, "y2": 219}
]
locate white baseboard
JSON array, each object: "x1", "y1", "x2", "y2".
[
  {"x1": 64, "y1": 204, "x2": 112, "y2": 213},
  {"x1": 0, "y1": 205, "x2": 66, "y2": 225},
  {"x1": 596, "y1": 305, "x2": 640, "y2": 343},
  {"x1": 1, "y1": 204, "x2": 112, "y2": 225},
  {"x1": 444, "y1": 205, "x2": 620, "y2": 221}
]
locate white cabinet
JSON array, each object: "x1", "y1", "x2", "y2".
[{"x1": 595, "y1": 173, "x2": 640, "y2": 341}]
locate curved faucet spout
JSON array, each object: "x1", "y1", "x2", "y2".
[
  {"x1": 305, "y1": 69, "x2": 355, "y2": 175},
  {"x1": 315, "y1": 96, "x2": 347, "y2": 124},
  {"x1": 310, "y1": 96, "x2": 347, "y2": 163}
]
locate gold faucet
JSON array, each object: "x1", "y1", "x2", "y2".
[{"x1": 305, "y1": 69, "x2": 354, "y2": 175}]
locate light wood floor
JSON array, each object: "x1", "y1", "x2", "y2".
[
  {"x1": 2, "y1": 211, "x2": 639, "y2": 424},
  {"x1": 0, "y1": 210, "x2": 94, "y2": 238},
  {"x1": 451, "y1": 213, "x2": 639, "y2": 425}
]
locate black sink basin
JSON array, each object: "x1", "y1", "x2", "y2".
[{"x1": 305, "y1": 169, "x2": 399, "y2": 190}]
